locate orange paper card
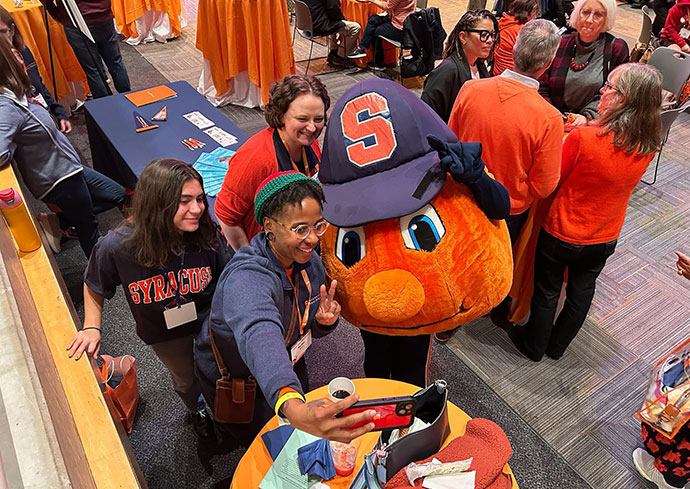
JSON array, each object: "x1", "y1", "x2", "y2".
[{"x1": 125, "y1": 85, "x2": 177, "y2": 107}]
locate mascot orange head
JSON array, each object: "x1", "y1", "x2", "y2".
[{"x1": 319, "y1": 79, "x2": 512, "y2": 336}]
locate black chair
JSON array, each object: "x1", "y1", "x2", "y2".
[
  {"x1": 641, "y1": 100, "x2": 690, "y2": 185},
  {"x1": 292, "y1": 0, "x2": 329, "y2": 74}
]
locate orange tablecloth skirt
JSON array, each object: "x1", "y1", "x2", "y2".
[
  {"x1": 111, "y1": 0, "x2": 182, "y2": 43},
  {"x1": 2, "y1": 0, "x2": 88, "y2": 100},
  {"x1": 229, "y1": 378, "x2": 519, "y2": 489},
  {"x1": 196, "y1": 0, "x2": 295, "y2": 106}
]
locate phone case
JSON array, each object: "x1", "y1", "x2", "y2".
[{"x1": 342, "y1": 396, "x2": 416, "y2": 431}]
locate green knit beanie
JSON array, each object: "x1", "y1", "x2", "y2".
[{"x1": 254, "y1": 171, "x2": 321, "y2": 224}]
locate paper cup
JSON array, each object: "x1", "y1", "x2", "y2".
[{"x1": 328, "y1": 377, "x2": 355, "y2": 401}]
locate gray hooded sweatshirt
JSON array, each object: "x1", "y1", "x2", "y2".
[{"x1": 0, "y1": 88, "x2": 82, "y2": 199}]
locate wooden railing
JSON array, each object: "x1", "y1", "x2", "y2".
[{"x1": 0, "y1": 164, "x2": 146, "y2": 489}]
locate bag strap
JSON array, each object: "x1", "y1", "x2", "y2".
[{"x1": 208, "y1": 318, "x2": 230, "y2": 381}]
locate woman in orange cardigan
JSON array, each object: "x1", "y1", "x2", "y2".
[{"x1": 509, "y1": 63, "x2": 662, "y2": 362}]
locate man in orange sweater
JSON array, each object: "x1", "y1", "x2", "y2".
[{"x1": 448, "y1": 19, "x2": 563, "y2": 244}]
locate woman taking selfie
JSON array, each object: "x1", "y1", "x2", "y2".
[
  {"x1": 421, "y1": 9, "x2": 498, "y2": 123},
  {"x1": 510, "y1": 63, "x2": 662, "y2": 362},
  {"x1": 196, "y1": 172, "x2": 375, "y2": 447},
  {"x1": 67, "y1": 159, "x2": 232, "y2": 440},
  {"x1": 214, "y1": 74, "x2": 329, "y2": 251}
]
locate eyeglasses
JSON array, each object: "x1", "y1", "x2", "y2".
[
  {"x1": 580, "y1": 8, "x2": 606, "y2": 22},
  {"x1": 602, "y1": 81, "x2": 620, "y2": 93},
  {"x1": 272, "y1": 217, "x2": 329, "y2": 240},
  {"x1": 464, "y1": 29, "x2": 498, "y2": 42}
]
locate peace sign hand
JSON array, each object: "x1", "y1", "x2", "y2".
[{"x1": 315, "y1": 279, "x2": 341, "y2": 326}]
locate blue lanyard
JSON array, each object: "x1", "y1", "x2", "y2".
[{"x1": 162, "y1": 251, "x2": 185, "y2": 307}]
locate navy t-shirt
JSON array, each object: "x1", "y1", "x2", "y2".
[{"x1": 84, "y1": 226, "x2": 232, "y2": 345}]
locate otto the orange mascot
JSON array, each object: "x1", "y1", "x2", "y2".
[{"x1": 319, "y1": 79, "x2": 514, "y2": 386}]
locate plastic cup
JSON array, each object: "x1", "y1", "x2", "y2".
[
  {"x1": 330, "y1": 439, "x2": 360, "y2": 477},
  {"x1": 328, "y1": 377, "x2": 355, "y2": 401}
]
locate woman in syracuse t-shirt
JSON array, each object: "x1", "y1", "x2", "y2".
[{"x1": 66, "y1": 159, "x2": 232, "y2": 441}]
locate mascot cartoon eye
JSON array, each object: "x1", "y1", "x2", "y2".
[
  {"x1": 400, "y1": 204, "x2": 445, "y2": 252},
  {"x1": 335, "y1": 226, "x2": 366, "y2": 268}
]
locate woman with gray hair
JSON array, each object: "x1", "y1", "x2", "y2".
[
  {"x1": 511, "y1": 63, "x2": 662, "y2": 362},
  {"x1": 538, "y1": 0, "x2": 628, "y2": 130}
]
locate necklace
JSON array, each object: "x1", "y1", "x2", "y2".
[{"x1": 570, "y1": 49, "x2": 596, "y2": 72}]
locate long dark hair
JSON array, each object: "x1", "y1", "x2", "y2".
[
  {"x1": 0, "y1": 6, "x2": 24, "y2": 51},
  {"x1": 443, "y1": 9, "x2": 499, "y2": 62},
  {"x1": 596, "y1": 63, "x2": 662, "y2": 156},
  {"x1": 121, "y1": 159, "x2": 220, "y2": 268},
  {"x1": 0, "y1": 37, "x2": 30, "y2": 98}
]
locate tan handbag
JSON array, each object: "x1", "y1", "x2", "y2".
[{"x1": 208, "y1": 319, "x2": 257, "y2": 424}]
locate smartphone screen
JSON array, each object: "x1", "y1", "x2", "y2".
[{"x1": 341, "y1": 396, "x2": 416, "y2": 431}]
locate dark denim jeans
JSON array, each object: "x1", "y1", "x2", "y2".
[
  {"x1": 359, "y1": 14, "x2": 402, "y2": 66},
  {"x1": 43, "y1": 166, "x2": 125, "y2": 257},
  {"x1": 64, "y1": 20, "x2": 131, "y2": 98},
  {"x1": 522, "y1": 229, "x2": 616, "y2": 359}
]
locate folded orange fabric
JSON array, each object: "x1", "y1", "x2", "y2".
[{"x1": 384, "y1": 418, "x2": 513, "y2": 489}]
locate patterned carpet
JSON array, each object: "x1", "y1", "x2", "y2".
[{"x1": 124, "y1": 2, "x2": 690, "y2": 488}]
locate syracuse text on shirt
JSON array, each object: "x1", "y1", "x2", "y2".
[{"x1": 127, "y1": 267, "x2": 212, "y2": 304}]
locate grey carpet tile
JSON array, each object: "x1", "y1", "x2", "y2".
[{"x1": 567, "y1": 325, "x2": 637, "y2": 381}]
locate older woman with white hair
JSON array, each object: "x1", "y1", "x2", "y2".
[{"x1": 538, "y1": 0, "x2": 628, "y2": 129}]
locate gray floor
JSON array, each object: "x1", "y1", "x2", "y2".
[{"x1": 44, "y1": 37, "x2": 599, "y2": 489}]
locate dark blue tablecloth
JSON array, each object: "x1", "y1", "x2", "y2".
[{"x1": 85, "y1": 80, "x2": 249, "y2": 220}]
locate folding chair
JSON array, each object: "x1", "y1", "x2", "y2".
[
  {"x1": 648, "y1": 47, "x2": 690, "y2": 106},
  {"x1": 292, "y1": 0, "x2": 329, "y2": 75},
  {"x1": 638, "y1": 5, "x2": 654, "y2": 46},
  {"x1": 641, "y1": 100, "x2": 690, "y2": 185}
]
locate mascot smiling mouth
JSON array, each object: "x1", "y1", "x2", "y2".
[{"x1": 367, "y1": 302, "x2": 470, "y2": 331}]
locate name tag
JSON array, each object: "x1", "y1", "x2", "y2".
[
  {"x1": 163, "y1": 301, "x2": 197, "y2": 329},
  {"x1": 290, "y1": 329, "x2": 312, "y2": 364},
  {"x1": 679, "y1": 27, "x2": 690, "y2": 39}
]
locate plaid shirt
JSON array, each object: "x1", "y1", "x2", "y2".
[{"x1": 538, "y1": 33, "x2": 629, "y2": 116}]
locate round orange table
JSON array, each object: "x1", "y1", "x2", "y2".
[
  {"x1": 196, "y1": 0, "x2": 295, "y2": 107},
  {"x1": 1, "y1": 0, "x2": 88, "y2": 101},
  {"x1": 229, "y1": 378, "x2": 519, "y2": 489},
  {"x1": 111, "y1": 0, "x2": 182, "y2": 44}
]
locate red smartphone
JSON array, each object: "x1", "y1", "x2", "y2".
[{"x1": 339, "y1": 396, "x2": 416, "y2": 431}]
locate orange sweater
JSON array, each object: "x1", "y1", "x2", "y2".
[
  {"x1": 448, "y1": 76, "x2": 563, "y2": 214},
  {"x1": 492, "y1": 15, "x2": 523, "y2": 76},
  {"x1": 544, "y1": 126, "x2": 654, "y2": 245}
]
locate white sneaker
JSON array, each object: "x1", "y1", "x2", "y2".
[{"x1": 632, "y1": 448, "x2": 681, "y2": 488}]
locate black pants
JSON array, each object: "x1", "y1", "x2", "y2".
[
  {"x1": 522, "y1": 229, "x2": 616, "y2": 359},
  {"x1": 652, "y1": 0, "x2": 672, "y2": 37},
  {"x1": 64, "y1": 20, "x2": 131, "y2": 98},
  {"x1": 506, "y1": 209, "x2": 530, "y2": 246},
  {"x1": 360, "y1": 330, "x2": 431, "y2": 388},
  {"x1": 214, "y1": 358, "x2": 309, "y2": 448},
  {"x1": 359, "y1": 14, "x2": 402, "y2": 66},
  {"x1": 642, "y1": 422, "x2": 690, "y2": 487},
  {"x1": 43, "y1": 167, "x2": 125, "y2": 257}
]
